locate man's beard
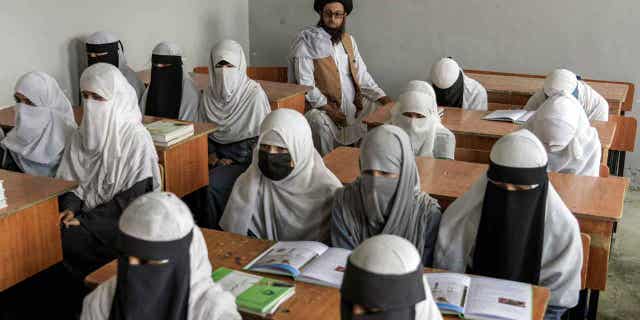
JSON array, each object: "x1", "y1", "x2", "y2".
[{"x1": 318, "y1": 18, "x2": 346, "y2": 44}]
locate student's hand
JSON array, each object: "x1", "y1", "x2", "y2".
[
  {"x1": 377, "y1": 96, "x2": 394, "y2": 107},
  {"x1": 60, "y1": 210, "x2": 80, "y2": 228},
  {"x1": 218, "y1": 159, "x2": 234, "y2": 166},
  {"x1": 322, "y1": 103, "x2": 347, "y2": 127},
  {"x1": 208, "y1": 154, "x2": 219, "y2": 167}
]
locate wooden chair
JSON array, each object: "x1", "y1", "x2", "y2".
[{"x1": 193, "y1": 66, "x2": 289, "y2": 83}]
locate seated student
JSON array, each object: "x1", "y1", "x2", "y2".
[
  {"x1": 85, "y1": 31, "x2": 145, "y2": 100},
  {"x1": 526, "y1": 94, "x2": 602, "y2": 177},
  {"x1": 198, "y1": 39, "x2": 271, "y2": 228},
  {"x1": 331, "y1": 125, "x2": 442, "y2": 266},
  {"x1": 524, "y1": 69, "x2": 609, "y2": 121},
  {"x1": 430, "y1": 58, "x2": 488, "y2": 111},
  {"x1": 80, "y1": 192, "x2": 241, "y2": 320},
  {"x1": 139, "y1": 42, "x2": 199, "y2": 120},
  {"x1": 404, "y1": 79, "x2": 436, "y2": 99},
  {"x1": 0, "y1": 71, "x2": 77, "y2": 176},
  {"x1": 220, "y1": 109, "x2": 342, "y2": 242},
  {"x1": 57, "y1": 63, "x2": 161, "y2": 278},
  {"x1": 390, "y1": 91, "x2": 455, "y2": 159},
  {"x1": 341, "y1": 235, "x2": 442, "y2": 320},
  {"x1": 434, "y1": 129, "x2": 582, "y2": 320}
]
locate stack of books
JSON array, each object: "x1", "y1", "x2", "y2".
[
  {"x1": 0, "y1": 180, "x2": 6, "y2": 209},
  {"x1": 144, "y1": 120, "x2": 195, "y2": 147}
]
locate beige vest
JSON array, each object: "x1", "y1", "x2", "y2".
[{"x1": 312, "y1": 33, "x2": 363, "y2": 111}]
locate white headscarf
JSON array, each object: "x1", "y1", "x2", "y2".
[
  {"x1": 431, "y1": 58, "x2": 461, "y2": 90},
  {"x1": 139, "y1": 42, "x2": 200, "y2": 121},
  {"x1": 80, "y1": 192, "x2": 241, "y2": 320},
  {"x1": 526, "y1": 94, "x2": 601, "y2": 177},
  {"x1": 199, "y1": 40, "x2": 271, "y2": 144},
  {"x1": 1, "y1": 72, "x2": 77, "y2": 176},
  {"x1": 404, "y1": 80, "x2": 436, "y2": 99},
  {"x1": 85, "y1": 31, "x2": 145, "y2": 99},
  {"x1": 544, "y1": 69, "x2": 579, "y2": 97},
  {"x1": 220, "y1": 109, "x2": 342, "y2": 241},
  {"x1": 56, "y1": 63, "x2": 160, "y2": 210},
  {"x1": 347, "y1": 235, "x2": 443, "y2": 320},
  {"x1": 429, "y1": 58, "x2": 488, "y2": 111},
  {"x1": 435, "y1": 129, "x2": 582, "y2": 308},
  {"x1": 390, "y1": 91, "x2": 445, "y2": 157}
]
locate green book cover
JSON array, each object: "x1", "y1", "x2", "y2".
[{"x1": 212, "y1": 267, "x2": 295, "y2": 315}]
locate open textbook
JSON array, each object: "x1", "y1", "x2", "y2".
[
  {"x1": 425, "y1": 273, "x2": 534, "y2": 320},
  {"x1": 482, "y1": 110, "x2": 535, "y2": 124},
  {"x1": 244, "y1": 241, "x2": 351, "y2": 288}
]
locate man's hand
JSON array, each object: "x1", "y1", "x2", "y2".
[
  {"x1": 208, "y1": 154, "x2": 219, "y2": 167},
  {"x1": 218, "y1": 159, "x2": 234, "y2": 166},
  {"x1": 322, "y1": 103, "x2": 347, "y2": 127},
  {"x1": 377, "y1": 96, "x2": 394, "y2": 107},
  {"x1": 59, "y1": 210, "x2": 80, "y2": 228}
]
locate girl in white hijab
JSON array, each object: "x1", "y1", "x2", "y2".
[
  {"x1": 80, "y1": 192, "x2": 241, "y2": 320},
  {"x1": 85, "y1": 31, "x2": 145, "y2": 100},
  {"x1": 139, "y1": 42, "x2": 200, "y2": 121},
  {"x1": 526, "y1": 94, "x2": 602, "y2": 177},
  {"x1": 524, "y1": 69, "x2": 609, "y2": 121},
  {"x1": 220, "y1": 109, "x2": 342, "y2": 242},
  {"x1": 430, "y1": 58, "x2": 488, "y2": 111},
  {"x1": 390, "y1": 91, "x2": 455, "y2": 159},
  {"x1": 0, "y1": 71, "x2": 77, "y2": 176},
  {"x1": 341, "y1": 235, "x2": 442, "y2": 320},
  {"x1": 404, "y1": 80, "x2": 436, "y2": 99},
  {"x1": 435, "y1": 129, "x2": 582, "y2": 320},
  {"x1": 57, "y1": 63, "x2": 161, "y2": 278},
  {"x1": 198, "y1": 39, "x2": 271, "y2": 229}
]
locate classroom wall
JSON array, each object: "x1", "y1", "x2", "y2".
[
  {"x1": 248, "y1": 0, "x2": 640, "y2": 188},
  {"x1": 0, "y1": 0, "x2": 249, "y2": 106}
]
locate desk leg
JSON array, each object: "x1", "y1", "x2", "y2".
[
  {"x1": 567, "y1": 289, "x2": 589, "y2": 320},
  {"x1": 587, "y1": 291, "x2": 599, "y2": 320}
]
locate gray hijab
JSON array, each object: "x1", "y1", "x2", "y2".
[{"x1": 332, "y1": 125, "x2": 440, "y2": 258}]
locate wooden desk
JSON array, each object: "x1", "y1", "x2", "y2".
[
  {"x1": 324, "y1": 147, "x2": 629, "y2": 291},
  {"x1": 86, "y1": 229, "x2": 550, "y2": 320},
  {"x1": 364, "y1": 106, "x2": 615, "y2": 165},
  {"x1": 0, "y1": 170, "x2": 77, "y2": 291},
  {"x1": 464, "y1": 69, "x2": 630, "y2": 115},
  {"x1": 0, "y1": 107, "x2": 215, "y2": 198},
  {"x1": 136, "y1": 70, "x2": 311, "y2": 114}
]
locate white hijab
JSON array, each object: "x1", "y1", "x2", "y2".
[
  {"x1": 430, "y1": 58, "x2": 488, "y2": 111},
  {"x1": 390, "y1": 91, "x2": 444, "y2": 157},
  {"x1": 526, "y1": 94, "x2": 601, "y2": 177},
  {"x1": 220, "y1": 109, "x2": 342, "y2": 242},
  {"x1": 348, "y1": 235, "x2": 443, "y2": 320},
  {"x1": 80, "y1": 192, "x2": 241, "y2": 320},
  {"x1": 139, "y1": 41, "x2": 200, "y2": 122},
  {"x1": 404, "y1": 80, "x2": 436, "y2": 99},
  {"x1": 56, "y1": 63, "x2": 160, "y2": 210},
  {"x1": 435, "y1": 129, "x2": 582, "y2": 308},
  {"x1": 85, "y1": 31, "x2": 145, "y2": 99},
  {"x1": 199, "y1": 39, "x2": 270, "y2": 144},
  {"x1": 1, "y1": 71, "x2": 77, "y2": 176}
]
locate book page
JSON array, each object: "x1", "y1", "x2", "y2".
[
  {"x1": 299, "y1": 247, "x2": 351, "y2": 288},
  {"x1": 246, "y1": 241, "x2": 329, "y2": 275},
  {"x1": 425, "y1": 273, "x2": 471, "y2": 314},
  {"x1": 465, "y1": 277, "x2": 533, "y2": 320},
  {"x1": 515, "y1": 111, "x2": 536, "y2": 124},
  {"x1": 483, "y1": 110, "x2": 527, "y2": 121},
  {"x1": 214, "y1": 269, "x2": 263, "y2": 297}
]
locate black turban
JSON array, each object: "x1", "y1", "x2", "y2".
[{"x1": 314, "y1": 0, "x2": 353, "y2": 14}]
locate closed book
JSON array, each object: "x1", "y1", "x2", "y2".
[
  {"x1": 153, "y1": 131, "x2": 195, "y2": 148},
  {"x1": 145, "y1": 120, "x2": 194, "y2": 143}
]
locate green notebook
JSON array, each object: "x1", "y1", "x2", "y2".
[{"x1": 212, "y1": 267, "x2": 295, "y2": 317}]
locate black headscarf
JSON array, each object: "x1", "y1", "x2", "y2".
[
  {"x1": 314, "y1": 0, "x2": 353, "y2": 14},
  {"x1": 86, "y1": 42, "x2": 120, "y2": 68},
  {"x1": 471, "y1": 161, "x2": 548, "y2": 285},
  {"x1": 109, "y1": 230, "x2": 193, "y2": 320},
  {"x1": 341, "y1": 260, "x2": 425, "y2": 320},
  {"x1": 145, "y1": 54, "x2": 184, "y2": 119},
  {"x1": 433, "y1": 70, "x2": 464, "y2": 108}
]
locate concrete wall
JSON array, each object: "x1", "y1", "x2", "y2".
[
  {"x1": 0, "y1": 0, "x2": 249, "y2": 106},
  {"x1": 249, "y1": 0, "x2": 640, "y2": 186}
]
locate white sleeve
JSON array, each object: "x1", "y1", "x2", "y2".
[
  {"x1": 584, "y1": 84, "x2": 610, "y2": 121},
  {"x1": 352, "y1": 37, "x2": 386, "y2": 101},
  {"x1": 524, "y1": 90, "x2": 547, "y2": 111},
  {"x1": 463, "y1": 77, "x2": 488, "y2": 111},
  {"x1": 293, "y1": 57, "x2": 328, "y2": 109}
]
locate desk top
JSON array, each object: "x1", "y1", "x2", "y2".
[
  {"x1": 465, "y1": 70, "x2": 629, "y2": 105},
  {"x1": 0, "y1": 107, "x2": 216, "y2": 152},
  {"x1": 0, "y1": 169, "x2": 77, "y2": 219},
  {"x1": 365, "y1": 106, "x2": 616, "y2": 149},
  {"x1": 324, "y1": 147, "x2": 628, "y2": 221},
  {"x1": 86, "y1": 229, "x2": 550, "y2": 320},
  {"x1": 136, "y1": 70, "x2": 311, "y2": 104}
]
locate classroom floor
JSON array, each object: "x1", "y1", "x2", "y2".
[{"x1": 599, "y1": 191, "x2": 640, "y2": 319}]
